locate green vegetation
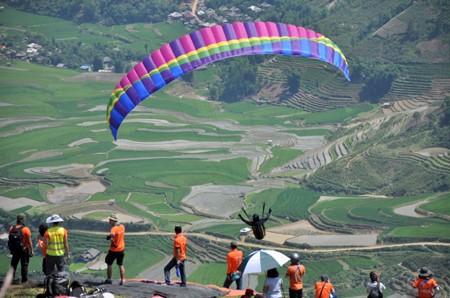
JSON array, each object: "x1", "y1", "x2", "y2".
[
  {"x1": 259, "y1": 147, "x2": 302, "y2": 174},
  {"x1": 0, "y1": 2, "x2": 449, "y2": 296}
]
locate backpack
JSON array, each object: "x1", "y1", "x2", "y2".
[
  {"x1": 44, "y1": 272, "x2": 69, "y2": 297},
  {"x1": 8, "y1": 225, "x2": 25, "y2": 253},
  {"x1": 368, "y1": 282, "x2": 383, "y2": 298},
  {"x1": 69, "y1": 280, "x2": 87, "y2": 297}
]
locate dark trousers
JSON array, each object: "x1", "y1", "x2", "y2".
[
  {"x1": 164, "y1": 258, "x2": 186, "y2": 286},
  {"x1": 46, "y1": 255, "x2": 65, "y2": 275},
  {"x1": 11, "y1": 251, "x2": 29, "y2": 282},
  {"x1": 223, "y1": 275, "x2": 242, "y2": 290},
  {"x1": 42, "y1": 257, "x2": 47, "y2": 275},
  {"x1": 289, "y1": 288, "x2": 303, "y2": 298}
]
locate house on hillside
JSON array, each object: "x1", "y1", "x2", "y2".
[
  {"x1": 82, "y1": 248, "x2": 101, "y2": 262},
  {"x1": 79, "y1": 65, "x2": 90, "y2": 71}
]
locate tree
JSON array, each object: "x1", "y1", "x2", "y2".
[
  {"x1": 113, "y1": 60, "x2": 124, "y2": 73},
  {"x1": 286, "y1": 71, "x2": 301, "y2": 94},
  {"x1": 92, "y1": 56, "x2": 102, "y2": 72},
  {"x1": 218, "y1": 57, "x2": 258, "y2": 102},
  {"x1": 359, "y1": 59, "x2": 399, "y2": 103},
  {"x1": 440, "y1": 96, "x2": 450, "y2": 126}
]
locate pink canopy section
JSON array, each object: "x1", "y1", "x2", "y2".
[{"x1": 107, "y1": 21, "x2": 350, "y2": 140}]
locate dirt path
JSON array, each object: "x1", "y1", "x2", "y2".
[{"x1": 72, "y1": 230, "x2": 450, "y2": 253}]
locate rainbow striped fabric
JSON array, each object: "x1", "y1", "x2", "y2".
[{"x1": 107, "y1": 21, "x2": 350, "y2": 140}]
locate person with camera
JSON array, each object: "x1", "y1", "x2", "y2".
[
  {"x1": 223, "y1": 241, "x2": 243, "y2": 290},
  {"x1": 104, "y1": 213, "x2": 125, "y2": 285}
]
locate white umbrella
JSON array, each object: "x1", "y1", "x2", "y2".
[{"x1": 238, "y1": 249, "x2": 290, "y2": 275}]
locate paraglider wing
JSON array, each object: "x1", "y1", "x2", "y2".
[{"x1": 106, "y1": 21, "x2": 350, "y2": 140}]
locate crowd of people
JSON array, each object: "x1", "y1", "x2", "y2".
[{"x1": 7, "y1": 213, "x2": 443, "y2": 298}]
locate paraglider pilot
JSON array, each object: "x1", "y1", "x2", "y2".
[{"x1": 239, "y1": 203, "x2": 272, "y2": 240}]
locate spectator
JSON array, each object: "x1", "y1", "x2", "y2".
[
  {"x1": 366, "y1": 271, "x2": 386, "y2": 298},
  {"x1": 285, "y1": 252, "x2": 306, "y2": 298},
  {"x1": 44, "y1": 214, "x2": 70, "y2": 274},
  {"x1": 37, "y1": 224, "x2": 48, "y2": 275},
  {"x1": 412, "y1": 267, "x2": 440, "y2": 298},
  {"x1": 164, "y1": 225, "x2": 188, "y2": 287},
  {"x1": 223, "y1": 241, "x2": 243, "y2": 290},
  {"x1": 263, "y1": 268, "x2": 283, "y2": 298},
  {"x1": 8, "y1": 213, "x2": 34, "y2": 284},
  {"x1": 315, "y1": 275, "x2": 335, "y2": 298},
  {"x1": 241, "y1": 288, "x2": 255, "y2": 298},
  {"x1": 104, "y1": 213, "x2": 126, "y2": 285}
]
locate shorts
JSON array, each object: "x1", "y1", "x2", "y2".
[{"x1": 105, "y1": 250, "x2": 125, "y2": 266}]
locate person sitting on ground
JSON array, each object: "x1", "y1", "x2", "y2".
[
  {"x1": 412, "y1": 267, "x2": 440, "y2": 298},
  {"x1": 366, "y1": 271, "x2": 386, "y2": 298},
  {"x1": 315, "y1": 274, "x2": 336, "y2": 298},
  {"x1": 238, "y1": 208, "x2": 272, "y2": 240},
  {"x1": 37, "y1": 224, "x2": 48, "y2": 275},
  {"x1": 263, "y1": 268, "x2": 283, "y2": 298}
]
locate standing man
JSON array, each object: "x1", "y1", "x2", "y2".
[
  {"x1": 285, "y1": 252, "x2": 306, "y2": 298},
  {"x1": 164, "y1": 225, "x2": 188, "y2": 287},
  {"x1": 223, "y1": 241, "x2": 243, "y2": 290},
  {"x1": 44, "y1": 214, "x2": 70, "y2": 274},
  {"x1": 104, "y1": 213, "x2": 125, "y2": 285},
  {"x1": 8, "y1": 213, "x2": 34, "y2": 284}
]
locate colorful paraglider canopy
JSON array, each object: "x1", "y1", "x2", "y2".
[{"x1": 107, "y1": 21, "x2": 351, "y2": 140}]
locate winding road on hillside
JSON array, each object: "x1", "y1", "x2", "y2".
[{"x1": 72, "y1": 230, "x2": 450, "y2": 253}]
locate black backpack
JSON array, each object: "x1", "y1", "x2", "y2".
[
  {"x1": 44, "y1": 272, "x2": 69, "y2": 297},
  {"x1": 69, "y1": 280, "x2": 87, "y2": 297},
  {"x1": 8, "y1": 225, "x2": 25, "y2": 253},
  {"x1": 368, "y1": 282, "x2": 383, "y2": 298}
]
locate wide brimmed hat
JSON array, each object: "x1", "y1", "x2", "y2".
[
  {"x1": 418, "y1": 267, "x2": 433, "y2": 277},
  {"x1": 46, "y1": 214, "x2": 64, "y2": 224},
  {"x1": 108, "y1": 213, "x2": 118, "y2": 221}
]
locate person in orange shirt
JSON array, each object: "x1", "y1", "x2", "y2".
[
  {"x1": 223, "y1": 241, "x2": 243, "y2": 290},
  {"x1": 104, "y1": 213, "x2": 125, "y2": 285},
  {"x1": 37, "y1": 224, "x2": 48, "y2": 275},
  {"x1": 164, "y1": 225, "x2": 188, "y2": 287},
  {"x1": 315, "y1": 275, "x2": 335, "y2": 298},
  {"x1": 285, "y1": 252, "x2": 306, "y2": 298},
  {"x1": 8, "y1": 213, "x2": 34, "y2": 284},
  {"x1": 412, "y1": 267, "x2": 440, "y2": 298}
]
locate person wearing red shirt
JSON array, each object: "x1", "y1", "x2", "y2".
[
  {"x1": 104, "y1": 213, "x2": 125, "y2": 285},
  {"x1": 164, "y1": 225, "x2": 188, "y2": 287},
  {"x1": 8, "y1": 213, "x2": 34, "y2": 284},
  {"x1": 223, "y1": 241, "x2": 243, "y2": 290},
  {"x1": 285, "y1": 252, "x2": 306, "y2": 298},
  {"x1": 412, "y1": 267, "x2": 440, "y2": 298}
]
